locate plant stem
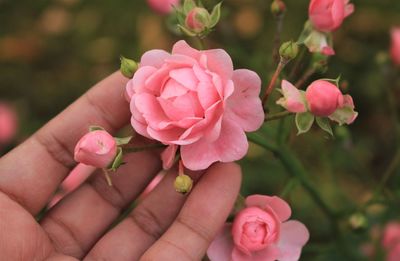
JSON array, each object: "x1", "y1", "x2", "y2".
[
  {"x1": 280, "y1": 178, "x2": 298, "y2": 198},
  {"x1": 272, "y1": 14, "x2": 284, "y2": 64},
  {"x1": 262, "y1": 59, "x2": 287, "y2": 105},
  {"x1": 196, "y1": 36, "x2": 206, "y2": 50},
  {"x1": 265, "y1": 111, "x2": 292, "y2": 122},
  {"x1": 122, "y1": 143, "x2": 166, "y2": 153},
  {"x1": 295, "y1": 67, "x2": 316, "y2": 88}
]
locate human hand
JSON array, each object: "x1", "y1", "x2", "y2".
[{"x1": 0, "y1": 72, "x2": 242, "y2": 261}]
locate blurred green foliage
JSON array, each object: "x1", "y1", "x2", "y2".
[{"x1": 1, "y1": 0, "x2": 400, "y2": 260}]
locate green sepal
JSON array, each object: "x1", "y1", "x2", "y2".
[
  {"x1": 316, "y1": 117, "x2": 333, "y2": 137},
  {"x1": 177, "y1": 24, "x2": 197, "y2": 36},
  {"x1": 173, "y1": 6, "x2": 186, "y2": 25},
  {"x1": 89, "y1": 125, "x2": 105, "y2": 132},
  {"x1": 114, "y1": 136, "x2": 133, "y2": 146},
  {"x1": 108, "y1": 147, "x2": 124, "y2": 171},
  {"x1": 209, "y1": 2, "x2": 222, "y2": 28},
  {"x1": 183, "y1": 0, "x2": 196, "y2": 14},
  {"x1": 295, "y1": 112, "x2": 314, "y2": 135}
]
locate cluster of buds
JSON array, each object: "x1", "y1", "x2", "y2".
[
  {"x1": 175, "y1": 0, "x2": 221, "y2": 38},
  {"x1": 298, "y1": 0, "x2": 354, "y2": 56},
  {"x1": 277, "y1": 79, "x2": 358, "y2": 135},
  {"x1": 74, "y1": 126, "x2": 132, "y2": 185}
]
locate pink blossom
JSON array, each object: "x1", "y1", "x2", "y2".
[
  {"x1": 390, "y1": 27, "x2": 400, "y2": 66},
  {"x1": 276, "y1": 80, "x2": 307, "y2": 113},
  {"x1": 207, "y1": 195, "x2": 309, "y2": 261},
  {"x1": 305, "y1": 80, "x2": 343, "y2": 117},
  {"x1": 0, "y1": 103, "x2": 17, "y2": 144},
  {"x1": 309, "y1": 0, "x2": 354, "y2": 32},
  {"x1": 74, "y1": 130, "x2": 117, "y2": 168},
  {"x1": 383, "y1": 222, "x2": 400, "y2": 261},
  {"x1": 126, "y1": 40, "x2": 264, "y2": 170},
  {"x1": 147, "y1": 0, "x2": 180, "y2": 14}
]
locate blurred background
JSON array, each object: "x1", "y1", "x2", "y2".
[{"x1": 0, "y1": 0, "x2": 400, "y2": 260}]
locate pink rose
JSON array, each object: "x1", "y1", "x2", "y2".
[
  {"x1": 146, "y1": 0, "x2": 180, "y2": 14},
  {"x1": 309, "y1": 0, "x2": 354, "y2": 32},
  {"x1": 74, "y1": 130, "x2": 117, "y2": 168},
  {"x1": 383, "y1": 222, "x2": 400, "y2": 250},
  {"x1": 0, "y1": 103, "x2": 17, "y2": 144},
  {"x1": 126, "y1": 40, "x2": 264, "y2": 170},
  {"x1": 305, "y1": 80, "x2": 343, "y2": 117},
  {"x1": 390, "y1": 27, "x2": 400, "y2": 66},
  {"x1": 207, "y1": 195, "x2": 309, "y2": 261}
]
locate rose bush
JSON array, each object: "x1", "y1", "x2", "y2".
[
  {"x1": 207, "y1": 195, "x2": 309, "y2": 261},
  {"x1": 126, "y1": 40, "x2": 264, "y2": 170}
]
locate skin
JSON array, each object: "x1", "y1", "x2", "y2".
[{"x1": 0, "y1": 72, "x2": 242, "y2": 261}]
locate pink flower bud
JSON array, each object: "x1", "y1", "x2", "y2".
[
  {"x1": 277, "y1": 80, "x2": 307, "y2": 113},
  {"x1": 309, "y1": 0, "x2": 354, "y2": 32},
  {"x1": 232, "y1": 207, "x2": 280, "y2": 253},
  {"x1": 146, "y1": 0, "x2": 180, "y2": 14},
  {"x1": 390, "y1": 27, "x2": 400, "y2": 66},
  {"x1": 305, "y1": 80, "x2": 343, "y2": 117},
  {"x1": 185, "y1": 7, "x2": 210, "y2": 33},
  {"x1": 74, "y1": 130, "x2": 117, "y2": 168},
  {"x1": 0, "y1": 103, "x2": 17, "y2": 144}
]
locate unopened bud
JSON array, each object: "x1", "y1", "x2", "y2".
[
  {"x1": 120, "y1": 56, "x2": 138, "y2": 78},
  {"x1": 174, "y1": 174, "x2": 193, "y2": 194},
  {"x1": 271, "y1": 0, "x2": 286, "y2": 17},
  {"x1": 279, "y1": 41, "x2": 299, "y2": 61},
  {"x1": 185, "y1": 7, "x2": 210, "y2": 33},
  {"x1": 349, "y1": 213, "x2": 368, "y2": 231}
]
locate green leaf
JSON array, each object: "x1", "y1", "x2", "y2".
[
  {"x1": 209, "y1": 2, "x2": 222, "y2": 28},
  {"x1": 114, "y1": 136, "x2": 133, "y2": 146},
  {"x1": 295, "y1": 112, "x2": 314, "y2": 135},
  {"x1": 183, "y1": 0, "x2": 196, "y2": 14},
  {"x1": 89, "y1": 125, "x2": 105, "y2": 132},
  {"x1": 316, "y1": 117, "x2": 333, "y2": 136},
  {"x1": 109, "y1": 147, "x2": 124, "y2": 171}
]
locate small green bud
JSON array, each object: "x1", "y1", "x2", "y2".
[
  {"x1": 174, "y1": 174, "x2": 193, "y2": 194},
  {"x1": 349, "y1": 213, "x2": 368, "y2": 231},
  {"x1": 271, "y1": 0, "x2": 286, "y2": 17},
  {"x1": 120, "y1": 56, "x2": 138, "y2": 78},
  {"x1": 279, "y1": 41, "x2": 299, "y2": 61}
]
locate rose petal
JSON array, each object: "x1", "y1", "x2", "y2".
[
  {"x1": 140, "y1": 49, "x2": 171, "y2": 68},
  {"x1": 169, "y1": 68, "x2": 199, "y2": 90},
  {"x1": 126, "y1": 66, "x2": 157, "y2": 100},
  {"x1": 203, "y1": 48, "x2": 234, "y2": 84},
  {"x1": 232, "y1": 246, "x2": 280, "y2": 261},
  {"x1": 180, "y1": 118, "x2": 248, "y2": 170},
  {"x1": 276, "y1": 220, "x2": 310, "y2": 261},
  {"x1": 207, "y1": 224, "x2": 235, "y2": 261},
  {"x1": 172, "y1": 40, "x2": 200, "y2": 60},
  {"x1": 245, "y1": 195, "x2": 292, "y2": 222},
  {"x1": 226, "y1": 69, "x2": 264, "y2": 132}
]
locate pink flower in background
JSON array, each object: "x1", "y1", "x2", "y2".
[
  {"x1": 309, "y1": 0, "x2": 354, "y2": 32},
  {"x1": 74, "y1": 130, "x2": 117, "y2": 168},
  {"x1": 147, "y1": 0, "x2": 180, "y2": 14},
  {"x1": 305, "y1": 80, "x2": 343, "y2": 117},
  {"x1": 390, "y1": 27, "x2": 400, "y2": 66},
  {"x1": 207, "y1": 195, "x2": 309, "y2": 261},
  {"x1": 0, "y1": 103, "x2": 17, "y2": 144},
  {"x1": 126, "y1": 40, "x2": 264, "y2": 170},
  {"x1": 382, "y1": 222, "x2": 400, "y2": 261}
]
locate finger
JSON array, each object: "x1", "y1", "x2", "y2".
[
  {"x1": 140, "y1": 163, "x2": 241, "y2": 261},
  {"x1": 0, "y1": 71, "x2": 130, "y2": 215},
  {"x1": 83, "y1": 168, "x2": 192, "y2": 261},
  {"x1": 40, "y1": 140, "x2": 162, "y2": 259},
  {"x1": 85, "y1": 163, "x2": 241, "y2": 261}
]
